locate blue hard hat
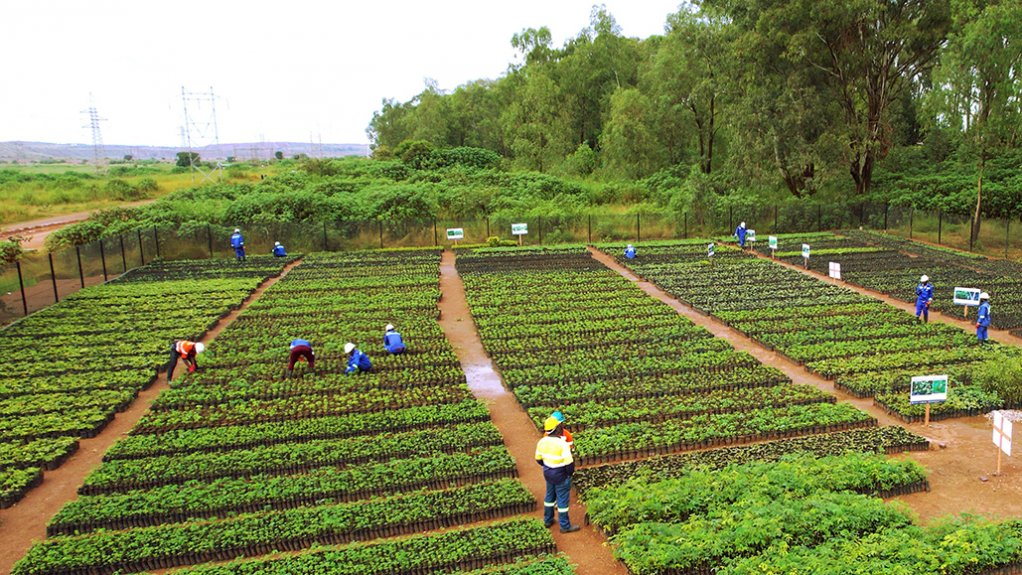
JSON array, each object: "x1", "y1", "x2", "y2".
[{"x1": 551, "y1": 411, "x2": 565, "y2": 422}]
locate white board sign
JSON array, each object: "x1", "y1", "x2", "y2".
[
  {"x1": 707, "y1": 243, "x2": 715, "y2": 257},
  {"x1": 802, "y1": 244, "x2": 810, "y2": 259},
  {"x1": 511, "y1": 223, "x2": 528, "y2": 236},
  {"x1": 747, "y1": 230, "x2": 756, "y2": 242},
  {"x1": 768, "y1": 236, "x2": 778, "y2": 250},
  {"x1": 446, "y1": 228, "x2": 464, "y2": 241},
  {"x1": 954, "y1": 287, "x2": 982, "y2": 307},
  {"x1": 829, "y1": 262, "x2": 842, "y2": 280},
  {"x1": 909, "y1": 374, "x2": 949, "y2": 405},
  {"x1": 994, "y1": 412, "x2": 1013, "y2": 456}
]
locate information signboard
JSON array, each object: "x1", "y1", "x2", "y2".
[
  {"x1": 909, "y1": 374, "x2": 949, "y2": 405},
  {"x1": 446, "y1": 228, "x2": 464, "y2": 241},
  {"x1": 511, "y1": 223, "x2": 528, "y2": 236}
]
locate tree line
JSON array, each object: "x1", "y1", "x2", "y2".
[{"x1": 368, "y1": 1, "x2": 1022, "y2": 241}]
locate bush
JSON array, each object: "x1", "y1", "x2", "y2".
[
  {"x1": 973, "y1": 355, "x2": 1022, "y2": 406},
  {"x1": 0, "y1": 238, "x2": 23, "y2": 264}
]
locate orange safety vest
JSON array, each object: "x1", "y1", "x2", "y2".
[{"x1": 176, "y1": 340, "x2": 197, "y2": 358}]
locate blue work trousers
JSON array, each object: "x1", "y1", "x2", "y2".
[
  {"x1": 544, "y1": 476, "x2": 572, "y2": 529},
  {"x1": 978, "y1": 325, "x2": 989, "y2": 342},
  {"x1": 234, "y1": 246, "x2": 246, "y2": 261},
  {"x1": 915, "y1": 300, "x2": 929, "y2": 321}
]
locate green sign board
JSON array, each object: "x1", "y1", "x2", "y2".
[
  {"x1": 910, "y1": 374, "x2": 949, "y2": 404},
  {"x1": 446, "y1": 228, "x2": 464, "y2": 241},
  {"x1": 768, "y1": 235, "x2": 778, "y2": 250}
]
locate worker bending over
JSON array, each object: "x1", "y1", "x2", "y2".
[
  {"x1": 286, "y1": 338, "x2": 315, "y2": 377},
  {"x1": 977, "y1": 292, "x2": 991, "y2": 344},
  {"x1": 734, "y1": 222, "x2": 748, "y2": 248},
  {"x1": 272, "y1": 242, "x2": 287, "y2": 257},
  {"x1": 167, "y1": 339, "x2": 204, "y2": 380},
  {"x1": 536, "y1": 416, "x2": 580, "y2": 533},
  {"x1": 384, "y1": 324, "x2": 406, "y2": 354},
  {"x1": 230, "y1": 228, "x2": 246, "y2": 261},
  {"x1": 915, "y1": 275, "x2": 934, "y2": 323},
  {"x1": 344, "y1": 342, "x2": 372, "y2": 374},
  {"x1": 624, "y1": 244, "x2": 636, "y2": 259}
]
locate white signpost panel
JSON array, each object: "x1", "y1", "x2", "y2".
[
  {"x1": 768, "y1": 236, "x2": 778, "y2": 249},
  {"x1": 993, "y1": 411, "x2": 1013, "y2": 475},
  {"x1": 954, "y1": 287, "x2": 982, "y2": 306},
  {"x1": 802, "y1": 244, "x2": 810, "y2": 258},
  {"x1": 747, "y1": 230, "x2": 756, "y2": 242},
  {"x1": 910, "y1": 374, "x2": 948, "y2": 427},
  {"x1": 707, "y1": 243, "x2": 715, "y2": 258},
  {"x1": 446, "y1": 228, "x2": 464, "y2": 241},
  {"x1": 511, "y1": 223, "x2": 528, "y2": 236},
  {"x1": 829, "y1": 262, "x2": 842, "y2": 280}
]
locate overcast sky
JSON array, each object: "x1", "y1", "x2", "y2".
[{"x1": 2, "y1": 1, "x2": 682, "y2": 146}]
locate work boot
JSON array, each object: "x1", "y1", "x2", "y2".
[{"x1": 560, "y1": 524, "x2": 581, "y2": 533}]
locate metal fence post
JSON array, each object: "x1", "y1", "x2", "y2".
[
  {"x1": 884, "y1": 204, "x2": 889, "y2": 231},
  {"x1": 207, "y1": 225, "x2": 214, "y2": 258},
  {"x1": 48, "y1": 252, "x2": 59, "y2": 303},
  {"x1": 154, "y1": 227, "x2": 160, "y2": 258},
  {"x1": 75, "y1": 245, "x2": 85, "y2": 288},
  {"x1": 433, "y1": 220, "x2": 438, "y2": 247},
  {"x1": 588, "y1": 214, "x2": 592, "y2": 244},
  {"x1": 99, "y1": 239, "x2": 108, "y2": 281},
  {"x1": 137, "y1": 229, "x2": 145, "y2": 265},
  {"x1": 486, "y1": 218, "x2": 490, "y2": 238},
  {"x1": 119, "y1": 235, "x2": 127, "y2": 272},
  {"x1": 16, "y1": 260, "x2": 28, "y2": 316},
  {"x1": 938, "y1": 209, "x2": 942, "y2": 244},
  {"x1": 378, "y1": 220, "x2": 384, "y2": 249}
]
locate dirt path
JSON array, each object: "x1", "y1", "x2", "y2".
[
  {"x1": 588, "y1": 247, "x2": 1022, "y2": 525},
  {"x1": 0, "y1": 258, "x2": 304, "y2": 574},
  {"x1": 437, "y1": 250, "x2": 629, "y2": 575},
  {"x1": 1, "y1": 200, "x2": 156, "y2": 250}
]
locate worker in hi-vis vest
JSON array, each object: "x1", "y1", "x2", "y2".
[{"x1": 535, "y1": 416, "x2": 580, "y2": 533}]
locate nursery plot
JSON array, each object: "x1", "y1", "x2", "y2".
[
  {"x1": 0, "y1": 255, "x2": 291, "y2": 508},
  {"x1": 457, "y1": 248, "x2": 875, "y2": 465},
  {"x1": 13, "y1": 251, "x2": 547, "y2": 575},
  {"x1": 609, "y1": 243, "x2": 1009, "y2": 422}
]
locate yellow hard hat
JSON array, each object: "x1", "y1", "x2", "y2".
[{"x1": 543, "y1": 416, "x2": 560, "y2": 432}]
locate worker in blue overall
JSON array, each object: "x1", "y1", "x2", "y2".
[
  {"x1": 624, "y1": 244, "x2": 636, "y2": 259},
  {"x1": 344, "y1": 342, "x2": 372, "y2": 374},
  {"x1": 915, "y1": 275, "x2": 934, "y2": 323},
  {"x1": 977, "y1": 292, "x2": 991, "y2": 344},
  {"x1": 272, "y1": 241, "x2": 287, "y2": 257},
  {"x1": 734, "y1": 222, "x2": 748, "y2": 248},
  {"x1": 230, "y1": 228, "x2": 246, "y2": 261},
  {"x1": 383, "y1": 324, "x2": 406, "y2": 354}
]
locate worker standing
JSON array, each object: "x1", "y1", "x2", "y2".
[
  {"x1": 915, "y1": 275, "x2": 934, "y2": 323},
  {"x1": 344, "y1": 342, "x2": 372, "y2": 374},
  {"x1": 383, "y1": 324, "x2": 406, "y2": 354},
  {"x1": 535, "y1": 416, "x2": 580, "y2": 533},
  {"x1": 977, "y1": 292, "x2": 991, "y2": 344},
  {"x1": 551, "y1": 410, "x2": 573, "y2": 450},
  {"x1": 230, "y1": 228, "x2": 246, "y2": 261},
  {"x1": 272, "y1": 241, "x2": 287, "y2": 257},
  {"x1": 624, "y1": 244, "x2": 636, "y2": 259},
  {"x1": 286, "y1": 338, "x2": 315, "y2": 377},
  {"x1": 734, "y1": 222, "x2": 748, "y2": 248},
  {"x1": 167, "y1": 339, "x2": 204, "y2": 380}
]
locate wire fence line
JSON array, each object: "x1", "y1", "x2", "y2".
[{"x1": 2, "y1": 203, "x2": 1021, "y2": 326}]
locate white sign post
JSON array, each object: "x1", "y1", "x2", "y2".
[
  {"x1": 747, "y1": 230, "x2": 756, "y2": 243},
  {"x1": 446, "y1": 228, "x2": 464, "y2": 245},
  {"x1": 829, "y1": 262, "x2": 842, "y2": 280},
  {"x1": 802, "y1": 244, "x2": 810, "y2": 269},
  {"x1": 768, "y1": 235, "x2": 778, "y2": 258},
  {"x1": 909, "y1": 374, "x2": 949, "y2": 426},
  {"x1": 511, "y1": 223, "x2": 528, "y2": 246},
  {"x1": 707, "y1": 243, "x2": 715, "y2": 267},
  {"x1": 954, "y1": 287, "x2": 982, "y2": 319},
  {"x1": 993, "y1": 411, "x2": 1013, "y2": 475}
]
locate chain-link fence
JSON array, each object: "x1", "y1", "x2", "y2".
[{"x1": 4, "y1": 202, "x2": 1022, "y2": 325}]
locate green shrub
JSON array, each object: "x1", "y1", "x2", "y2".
[{"x1": 973, "y1": 355, "x2": 1022, "y2": 406}]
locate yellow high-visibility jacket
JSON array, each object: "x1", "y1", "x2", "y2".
[{"x1": 536, "y1": 435, "x2": 574, "y2": 483}]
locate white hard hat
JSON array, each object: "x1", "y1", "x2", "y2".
[
  {"x1": 194, "y1": 342, "x2": 205, "y2": 354},
  {"x1": 980, "y1": 292, "x2": 990, "y2": 300},
  {"x1": 344, "y1": 342, "x2": 356, "y2": 354},
  {"x1": 274, "y1": 241, "x2": 281, "y2": 246},
  {"x1": 920, "y1": 275, "x2": 929, "y2": 283},
  {"x1": 740, "y1": 221, "x2": 746, "y2": 227},
  {"x1": 234, "y1": 228, "x2": 240, "y2": 233},
  {"x1": 385, "y1": 324, "x2": 394, "y2": 331},
  {"x1": 627, "y1": 244, "x2": 633, "y2": 249}
]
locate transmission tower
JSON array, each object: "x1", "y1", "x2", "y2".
[
  {"x1": 81, "y1": 97, "x2": 106, "y2": 167},
  {"x1": 180, "y1": 86, "x2": 222, "y2": 182}
]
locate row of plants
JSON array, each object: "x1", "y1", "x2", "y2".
[
  {"x1": 0, "y1": 256, "x2": 292, "y2": 507},
  {"x1": 21, "y1": 250, "x2": 544, "y2": 574},
  {"x1": 458, "y1": 248, "x2": 875, "y2": 464},
  {"x1": 607, "y1": 242, "x2": 1014, "y2": 421},
  {"x1": 582, "y1": 451, "x2": 1022, "y2": 575}
]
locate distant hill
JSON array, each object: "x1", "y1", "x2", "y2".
[{"x1": 0, "y1": 141, "x2": 369, "y2": 162}]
